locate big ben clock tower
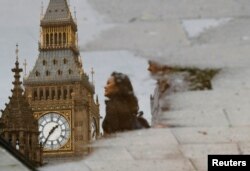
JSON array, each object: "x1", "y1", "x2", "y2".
[{"x1": 24, "y1": 0, "x2": 100, "y2": 159}]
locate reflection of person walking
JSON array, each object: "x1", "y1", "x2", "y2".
[{"x1": 102, "y1": 72, "x2": 150, "y2": 134}]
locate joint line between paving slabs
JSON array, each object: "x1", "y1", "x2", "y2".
[
  {"x1": 223, "y1": 108, "x2": 232, "y2": 127},
  {"x1": 189, "y1": 158, "x2": 198, "y2": 171},
  {"x1": 237, "y1": 143, "x2": 243, "y2": 155}
]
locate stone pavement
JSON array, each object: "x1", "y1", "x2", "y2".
[{"x1": 0, "y1": 146, "x2": 30, "y2": 171}]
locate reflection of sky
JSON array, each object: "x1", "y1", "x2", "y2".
[
  {"x1": 0, "y1": 0, "x2": 46, "y2": 113},
  {"x1": 0, "y1": 0, "x2": 155, "y2": 122},
  {"x1": 0, "y1": 0, "x2": 109, "y2": 112}
]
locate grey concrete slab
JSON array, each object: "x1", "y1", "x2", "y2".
[
  {"x1": 84, "y1": 21, "x2": 189, "y2": 51},
  {"x1": 229, "y1": 127, "x2": 250, "y2": 143},
  {"x1": 238, "y1": 143, "x2": 250, "y2": 154},
  {"x1": 88, "y1": 0, "x2": 247, "y2": 23},
  {"x1": 172, "y1": 127, "x2": 232, "y2": 144},
  {"x1": 93, "y1": 129, "x2": 179, "y2": 147},
  {"x1": 227, "y1": 109, "x2": 250, "y2": 127},
  {"x1": 212, "y1": 68, "x2": 250, "y2": 90},
  {"x1": 141, "y1": 43, "x2": 250, "y2": 69},
  {"x1": 85, "y1": 159, "x2": 195, "y2": 171},
  {"x1": 119, "y1": 128, "x2": 179, "y2": 143},
  {"x1": 0, "y1": 147, "x2": 28, "y2": 171},
  {"x1": 160, "y1": 109, "x2": 229, "y2": 127},
  {"x1": 165, "y1": 88, "x2": 250, "y2": 112},
  {"x1": 180, "y1": 144, "x2": 240, "y2": 170},
  {"x1": 172, "y1": 127, "x2": 250, "y2": 145},
  {"x1": 86, "y1": 147, "x2": 134, "y2": 161},
  {"x1": 41, "y1": 161, "x2": 91, "y2": 171},
  {"x1": 235, "y1": 0, "x2": 250, "y2": 16},
  {"x1": 192, "y1": 18, "x2": 250, "y2": 46},
  {"x1": 0, "y1": 165, "x2": 29, "y2": 171},
  {"x1": 165, "y1": 91, "x2": 226, "y2": 111},
  {"x1": 127, "y1": 144, "x2": 182, "y2": 160}
]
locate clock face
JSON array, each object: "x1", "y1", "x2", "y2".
[
  {"x1": 39, "y1": 112, "x2": 70, "y2": 150},
  {"x1": 90, "y1": 118, "x2": 97, "y2": 141}
]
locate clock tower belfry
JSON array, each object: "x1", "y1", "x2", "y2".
[{"x1": 24, "y1": 0, "x2": 100, "y2": 159}]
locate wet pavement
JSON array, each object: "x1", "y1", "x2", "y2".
[{"x1": 3, "y1": 0, "x2": 250, "y2": 170}]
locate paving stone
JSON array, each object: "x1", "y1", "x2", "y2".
[
  {"x1": 85, "y1": 159, "x2": 195, "y2": 171},
  {"x1": 238, "y1": 143, "x2": 250, "y2": 154},
  {"x1": 88, "y1": 0, "x2": 248, "y2": 23},
  {"x1": 171, "y1": 127, "x2": 232, "y2": 144},
  {"x1": 141, "y1": 43, "x2": 250, "y2": 68},
  {"x1": 0, "y1": 165, "x2": 29, "y2": 171},
  {"x1": 193, "y1": 18, "x2": 250, "y2": 45},
  {"x1": 160, "y1": 109, "x2": 229, "y2": 127},
  {"x1": 0, "y1": 147, "x2": 28, "y2": 171},
  {"x1": 227, "y1": 107, "x2": 250, "y2": 127},
  {"x1": 212, "y1": 68, "x2": 250, "y2": 90},
  {"x1": 127, "y1": 144, "x2": 182, "y2": 160},
  {"x1": 229, "y1": 127, "x2": 250, "y2": 143},
  {"x1": 86, "y1": 147, "x2": 134, "y2": 161},
  {"x1": 93, "y1": 129, "x2": 179, "y2": 147},
  {"x1": 84, "y1": 21, "x2": 189, "y2": 51},
  {"x1": 172, "y1": 127, "x2": 250, "y2": 145},
  {"x1": 41, "y1": 161, "x2": 91, "y2": 171},
  {"x1": 180, "y1": 144, "x2": 240, "y2": 170},
  {"x1": 165, "y1": 88, "x2": 250, "y2": 113}
]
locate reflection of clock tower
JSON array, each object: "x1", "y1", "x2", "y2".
[{"x1": 24, "y1": 0, "x2": 100, "y2": 159}]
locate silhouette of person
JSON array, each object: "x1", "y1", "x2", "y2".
[{"x1": 102, "y1": 72, "x2": 149, "y2": 134}]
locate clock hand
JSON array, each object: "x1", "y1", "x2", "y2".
[{"x1": 43, "y1": 125, "x2": 59, "y2": 146}]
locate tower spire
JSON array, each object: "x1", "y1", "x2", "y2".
[
  {"x1": 91, "y1": 67, "x2": 95, "y2": 85},
  {"x1": 68, "y1": 0, "x2": 71, "y2": 8},
  {"x1": 15, "y1": 43, "x2": 19, "y2": 61},
  {"x1": 23, "y1": 59, "x2": 27, "y2": 77},
  {"x1": 74, "y1": 6, "x2": 77, "y2": 22},
  {"x1": 40, "y1": 0, "x2": 78, "y2": 54},
  {"x1": 40, "y1": 1, "x2": 44, "y2": 19},
  {"x1": 1, "y1": 45, "x2": 42, "y2": 165},
  {"x1": 12, "y1": 44, "x2": 23, "y2": 98}
]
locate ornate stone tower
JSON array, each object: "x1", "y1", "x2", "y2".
[
  {"x1": 23, "y1": 0, "x2": 100, "y2": 159},
  {"x1": 0, "y1": 45, "x2": 42, "y2": 165}
]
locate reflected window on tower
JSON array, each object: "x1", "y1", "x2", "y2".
[
  {"x1": 43, "y1": 60, "x2": 47, "y2": 66},
  {"x1": 53, "y1": 59, "x2": 58, "y2": 65},
  {"x1": 59, "y1": 33, "x2": 62, "y2": 45},
  {"x1": 63, "y1": 33, "x2": 66, "y2": 45},
  {"x1": 50, "y1": 33, "x2": 53, "y2": 46},
  {"x1": 68, "y1": 69, "x2": 73, "y2": 75},
  {"x1": 58, "y1": 70, "x2": 62, "y2": 76},
  {"x1": 46, "y1": 70, "x2": 50, "y2": 76},
  {"x1": 63, "y1": 58, "x2": 67, "y2": 64},
  {"x1": 35, "y1": 71, "x2": 40, "y2": 77},
  {"x1": 54, "y1": 33, "x2": 58, "y2": 45},
  {"x1": 46, "y1": 34, "x2": 49, "y2": 46}
]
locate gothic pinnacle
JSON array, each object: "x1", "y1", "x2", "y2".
[
  {"x1": 15, "y1": 43, "x2": 19, "y2": 61},
  {"x1": 11, "y1": 44, "x2": 23, "y2": 97}
]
